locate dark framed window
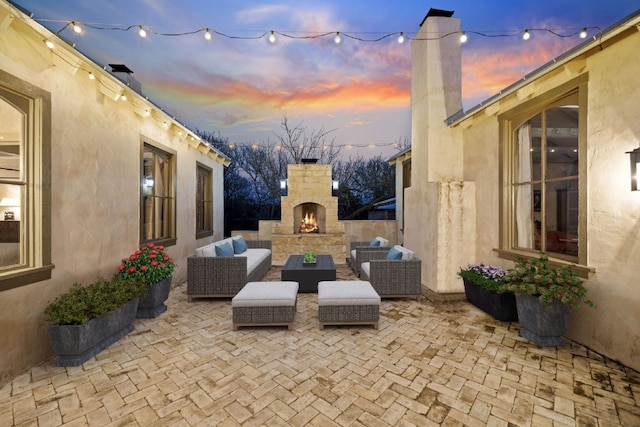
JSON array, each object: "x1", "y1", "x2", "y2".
[
  {"x1": 508, "y1": 90, "x2": 582, "y2": 263},
  {"x1": 196, "y1": 163, "x2": 213, "y2": 238},
  {"x1": 141, "y1": 143, "x2": 175, "y2": 245}
]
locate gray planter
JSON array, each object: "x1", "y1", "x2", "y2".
[
  {"x1": 515, "y1": 293, "x2": 570, "y2": 346},
  {"x1": 47, "y1": 298, "x2": 138, "y2": 366},
  {"x1": 136, "y1": 276, "x2": 172, "y2": 318}
]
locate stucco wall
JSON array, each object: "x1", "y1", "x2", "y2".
[
  {"x1": 0, "y1": 5, "x2": 225, "y2": 381},
  {"x1": 456, "y1": 26, "x2": 640, "y2": 370}
]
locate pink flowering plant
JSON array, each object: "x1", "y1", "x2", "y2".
[
  {"x1": 117, "y1": 243, "x2": 176, "y2": 285},
  {"x1": 458, "y1": 262, "x2": 510, "y2": 293}
]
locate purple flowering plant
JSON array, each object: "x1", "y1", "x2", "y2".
[{"x1": 458, "y1": 262, "x2": 510, "y2": 292}]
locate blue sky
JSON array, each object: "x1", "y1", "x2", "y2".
[{"x1": 13, "y1": 0, "x2": 639, "y2": 159}]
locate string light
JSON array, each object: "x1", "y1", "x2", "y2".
[
  {"x1": 88, "y1": 72, "x2": 95, "y2": 80},
  {"x1": 41, "y1": 19, "x2": 602, "y2": 45},
  {"x1": 44, "y1": 39, "x2": 54, "y2": 49}
]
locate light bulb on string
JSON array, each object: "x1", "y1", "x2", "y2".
[
  {"x1": 397, "y1": 32, "x2": 405, "y2": 44},
  {"x1": 88, "y1": 72, "x2": 95, "y2": 80},
  {"x1": 44, "y1": 40, "x2": 54, "y2": 49},
  {"x1": 204, "y1": 28, "x2": 212, "y2": 40},
  {"x1": 522, "y1": 29, "x2": 531, "y2": 40},
  {"x1": 71, "y1": 21, "x2": 81, "y2": 33},
  {"x1": 460, "y1": 32, "x2": 468, "y2": 43},
  {"x1": 580, "y1": 28, "x2": 588, "y2": 39},
  {"x1": 268, "y1": 30, "x2": 276, "y2": 43},
  {"x1": 334, "y1": 32, "x2": 341, "y2": 44},
  {"x1": 138, "y1": 25, "x2": 147, "y2": 38}
]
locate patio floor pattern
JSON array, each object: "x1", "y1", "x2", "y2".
[{"x1": 2, "y1": 265, "x2": 640, "y2": 426}]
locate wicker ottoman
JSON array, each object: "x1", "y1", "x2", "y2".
[
  {"x1": 232, "y1": 281, "x2": 298, "y2": 330},
  {"x1": 317, "y1": 281, "x2": 381, "y2": 329}
]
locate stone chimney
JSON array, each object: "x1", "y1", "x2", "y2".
[{"x1": 404, "y1": 9, "x2": 476, "y2": 296}]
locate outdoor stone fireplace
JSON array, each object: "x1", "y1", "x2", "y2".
[{"x1": 271, "y1": 163, "x2": 346, "y2": 264}]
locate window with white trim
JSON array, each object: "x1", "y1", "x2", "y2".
[{"x1": 0, "y1": 72, "x2": 52, "y2": 292}]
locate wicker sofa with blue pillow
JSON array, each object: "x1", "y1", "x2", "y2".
[
  {"x1": 187, "y1": 235, "x2": 272, "y2": 300},
  {"x1": 360, "y1": 245, "x2": 421, "y2": 299},
  {"x1": 349, "y1": 236, "x2": 390, "y2": 276}
]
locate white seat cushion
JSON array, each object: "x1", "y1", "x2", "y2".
[
  {"x1": 318, "y1": 281, "x2": 380, "y2": 306},
  {"x1": 376, "y1": 237, "x2": 389, "y2": 247},
  {"x1": 393, "y1": 245, "x2": 415, "y2": 260},
  {"x1": 237, "y1": 248, "x2": 271, "y2": 275},
  {"x1": 360, "y1": 262, "x2": 370, "y2": 277},
  {"x1": 232, "y1": 281, "x2": 298, "y2": 307}
]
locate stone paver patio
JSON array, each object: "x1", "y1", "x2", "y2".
[{"x1": 1, "y1": 265, "x2": 639, "y2": 426}]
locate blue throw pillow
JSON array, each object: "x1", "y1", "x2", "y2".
[
  {"x1": 215, "y1": 242, "x2": 234, "y2": 257},
  {"x1": 233, "y1": 236, "x2": 248, "y2": 254},
  {"x1": 369, "y1": 238, "x2": 380, "y2": 247},
  {"x1": 386, "y1": 247, "x2": 403, "y2": 260}
]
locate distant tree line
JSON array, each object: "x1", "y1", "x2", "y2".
[{"x1": 198, "y1": 117, "x2": 407, "y2": 236}]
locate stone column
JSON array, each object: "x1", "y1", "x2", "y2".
[{"x1": 404, "y1": 13, "x2": 476, "y2": 296}]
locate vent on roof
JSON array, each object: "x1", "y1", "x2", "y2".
[
  {"x1": 420, "y1": 8, "x2": 455, "y2": 26},
  {"x1": 109, "y1": 64, "x2": 133, "y2": 74},
  {"x1": 107, "y1": 63, "x2": 142, "y2": 95}
]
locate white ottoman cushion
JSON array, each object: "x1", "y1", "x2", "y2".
[
  {"x1": 318, "y1": 281, "x2": 380, "y2": 306},
  {"x1": 232, "y1": 281, "x2": 298, "y2": 307}
]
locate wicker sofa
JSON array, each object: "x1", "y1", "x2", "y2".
[
  {"x1": 360, "y1": 245, "x2": 422, "y2": 299},
  {"x1": 187, "y1": 236, "x2": 272, "y2": 301},
  {"x1": 349, "y1": 237, "x2": 390, "y2": 276}
]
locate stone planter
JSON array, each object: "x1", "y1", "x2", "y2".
[
  {"x1": 47, "y1": 298, "x2": 138, "y2": 367},
  {"x1": 463, "y1": 278, "x2": 518, "y2": 321},
  {"x1": 136, "y1": 276, "x2": 172, "y2": 318},
  {"x1": 515, "y1": 293, "x2": 570, "y2": 347}
]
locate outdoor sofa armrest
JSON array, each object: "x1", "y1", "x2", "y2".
[
  {"x1": 365, "y1": 258, "x2": 422, "y2": 298},
  {"x1": 187, "y1": 255, "x2": 248, "y2": 299},
  {"x1": 246, "y1": 240, "x2": 272, "y2": 250}
]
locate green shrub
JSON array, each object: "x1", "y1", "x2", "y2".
[
  {"x1": 42, "y1": 276, "x2": 147, "y2": 325},
  {"x1": 505, "y1": 254, "x2": 595, "y2": 309}
]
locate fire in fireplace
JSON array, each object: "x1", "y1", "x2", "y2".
[{"x1": 300, "y1": 207, "x2": 319, "y2": 233}]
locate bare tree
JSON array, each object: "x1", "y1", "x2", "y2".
[{"x1": 272, "y1": 116, "x2": 343, "y2": 164}]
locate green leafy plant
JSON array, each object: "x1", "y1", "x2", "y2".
[
  {"x1": 304, "y1": 250, "x2": 316, "y2": 263},
  {"x1": 458, "y1": 263, "x2": 510, "y2": 292},
  {"x1": 116, "y1": 243, "x2": 176, "y2": 285},
  {"x1": 505, "y1": 254, "x2": 595, "y2": 309},
  {"x1": 42, "y1": 276, "x2": 147, "y2": 325}
]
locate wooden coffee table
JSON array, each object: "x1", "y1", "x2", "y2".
[{"x1": 281, "y1": 254, "x2": 336, "y2": 293}]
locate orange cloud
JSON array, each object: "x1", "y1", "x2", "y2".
[
  {"x1": 146, "y1": 72, "x2": 409, "y2": 127},
  {"x1": 462, "y1": 37, "x2": 579, "y2": 105}
]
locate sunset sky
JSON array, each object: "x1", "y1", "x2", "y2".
[{"x1": 13, "y1": 0, "x2": 639, "y2": 159}]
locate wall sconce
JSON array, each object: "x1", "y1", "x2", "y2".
[
  {"x1": 0, "y1": 197, "x2": 19, "y2": 220},
  {"x1": 279, "y1": 179, "x2": 288, "y2": 190},
  {"x1": 628, "y1": 147, "x2": 640, "y2": 191},
  {"x1": 332, "y1": 180, "x2": 339, "y2": 190}
]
